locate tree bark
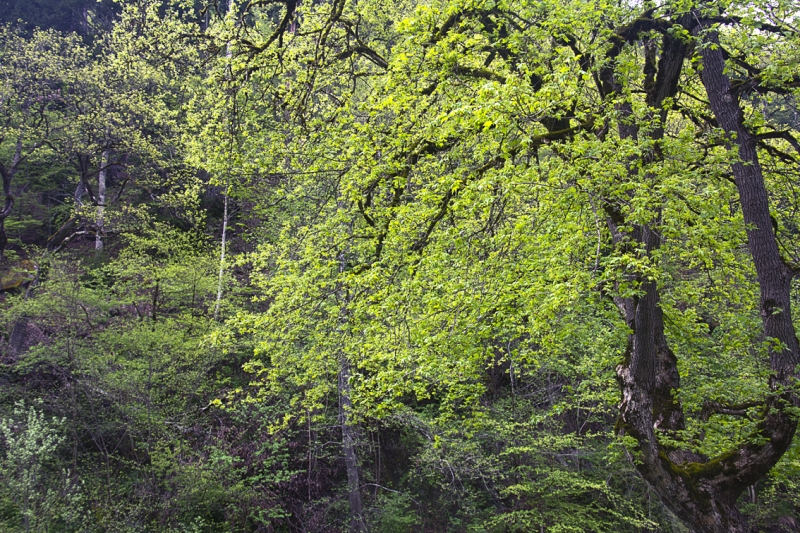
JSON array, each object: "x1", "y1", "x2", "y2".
[
  {"x1": 214, "y1": 0, "x2": 236, "y2": 321},
  {"x1": 598, "y1": 13, "x2": 798, "y2": 533},
  {"x1": 214, "y1": 184, "x2": 228, "y2": 321},
  {"x1": 337, "y1": 218, "x2": 366, "y2": 532},
  {"x1": 339, "y1": 356, "x2": 366, "y2": 533},
  {"x1": 0, "y1": 171, "x2": 13, "y2": 261},
  {"x1": 95, "y1": 150, "x2": 109, "y2": 253},
  {"x1": 73, "y1": 178, "x2": 85, "y2": 208},
  {"x1": 0, "y1": 139, "x2": 22, "y2": 262}
]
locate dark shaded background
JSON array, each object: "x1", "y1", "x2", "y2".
[{"x1": 0, "y1": 0, "x2": 119, "y2": 33}]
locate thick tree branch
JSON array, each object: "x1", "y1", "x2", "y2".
[{"x1": 699, "y1": 401, "x2": 762, "y2": 422}]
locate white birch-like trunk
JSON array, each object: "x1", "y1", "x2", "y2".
[
  {"x1": 213, "y1": 0, "x2": 236, "y2": 320},
  {"x1": 95, "y1": 150, "x2": 109, "y2": 252},
  {"x1": 213, "y1": 185, "x2": 228, "y2": 320}
]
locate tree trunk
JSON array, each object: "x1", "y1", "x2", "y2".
[
  {"x1": 597, "y1": 14, "x2": 798, "y2": 533},
  {"x1": 73, "y1": 178, "x2": 85, "y2": 208},
  {"x1": 337, "y1": 217, "x2": 366, "y2": 532},
  {"x1": 0, "y1": 139, "x2": 22, "y2": 262},
  {"x1": 95, "y1": 150, "x2": 109, "y2": 252},
  {"x1": 339, "y1": 356, "x2": 366, "y2": 533},
  {"x1": 214, "y1": 0, "x2": 235, "y2": 320},
  {"x1": 0, "y1": 183, "x2": 13, "y2": 262},
  {"x1": 213, "y1": 184, "x2": 228, "y2": 320}
]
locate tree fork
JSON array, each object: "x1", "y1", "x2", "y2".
[
  {"x1": 606, "y1": 13, "x2": 800, "y2": 533},
  {"x1": 598, "y1": 18, "x2": 758, "y2": 532}
]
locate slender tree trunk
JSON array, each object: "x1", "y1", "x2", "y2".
[
  {"x1": 95, "y1": 150, "x2": 109, "y2": 253},
  {"x1": 0, "y1": 139, "x2": 22, "y2": 262},
  {"x1": 213, "y1": 184, "x2": 228, "y2": 320},
  {"x1": 75, "y1": 154, "x2": 96, "y2": 208},
  {"x1": 214, "y1": 0, "x2": 236, "y2": 321},
  {"x1": 73, "y1": 179, "x2": 85, "y2": 208},
  {"x1": 339, "y1": 356, "x2": 366, "y2": 533},
  {"x1": 0, "y1": 182, "x2": 13, "y2": 262},
  {"x1": 337, "y1": 217, "x2": 366, "y2": 532}
]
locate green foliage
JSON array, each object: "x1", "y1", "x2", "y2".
[
  {"x1": 370, "y1": 492, "x2": 421, "y2": 533},
  {"x1": 0, "y1": 401, "x2": 84, "y2": 532},
  {"x1": 1, "y1": 0, "x2": 800, "y2": 530}
]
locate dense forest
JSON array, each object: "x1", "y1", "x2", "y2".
[{"x1": 0, "y1": 0, "x2": 799, "y2": 531}]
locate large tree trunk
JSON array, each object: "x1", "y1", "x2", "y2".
[
  {"x1": 687, "y1": 17, "x2": 798, "y2": 520},
  {"x1": 599, "y1": 14, "x2": 798, "y2": 533}
]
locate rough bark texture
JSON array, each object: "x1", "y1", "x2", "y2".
[
  {"x1": 690, "y1": 16, "x2": 799, "y2": 519},
  {"x1": 599, "y1": 13, "x2": 798, "y2": 532}
]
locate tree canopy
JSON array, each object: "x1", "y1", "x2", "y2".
[{"x1": 1, "y1": 0, "x2": 799, "y2": 531}]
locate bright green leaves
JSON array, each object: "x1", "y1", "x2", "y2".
[{"x1": 196, "y1": 0, "x2": 800, "y2": 526}]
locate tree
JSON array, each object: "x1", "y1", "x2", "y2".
[
  {"x1": 607, "y1": 8, "x2": 800, "y2": 531},
  {"x1": 0, "y1": 27, "x2": 82, "y2": 260},
  {"x1": 44, "y1": 0, "x2": 196, "y2": 255},
  {"x1": 1, "y1": 0, "x2": 798, "y2": 530},
  {"x1": 229, "y1": 0, "x2": 800, "y2": 530}
]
